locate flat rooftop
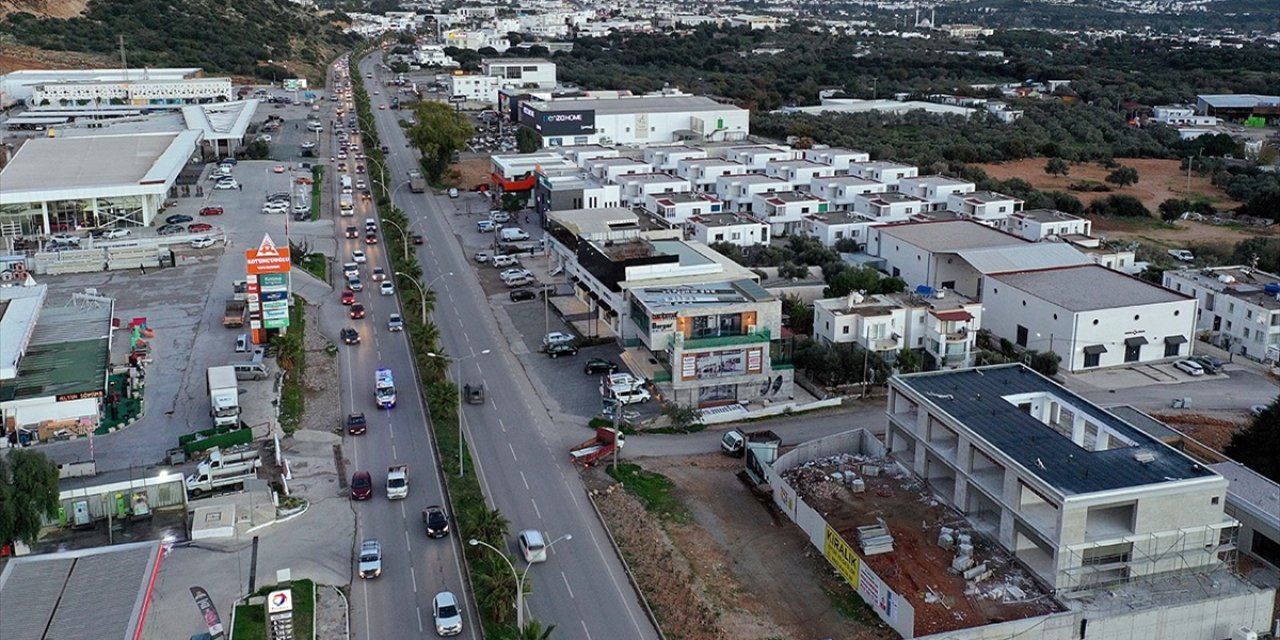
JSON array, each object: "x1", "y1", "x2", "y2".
[
  {"x1": 876, "y1": 220, "x2": 1027, "y2": 252},
  {"x1": 990, "y1": 264, "x2": 1188, "y2": 311},
  {"x1": 1207, "y1": 461, "x2": 1280, "y2": 531},
  {"x1": 1012, "y1": 208, "x2": 1084, "y2": 223},
  {"x1": 812, "y1": 175, "x2": 883, "y2": 187},
  {"x1": 0, "y1": 131, "x2": 197, "y2": 196},
  {"x1": 901, "y1": 174, "x2": 974, "y2": 187},
  {"x1": 537, "y1": 94, "x2": 741, "y2": 116},
  {"x1": 616, "y1": 172, "x2": 687, "y2": 184},
  {"x1": 858, "y1": 192, "x2": 927, "y2": 205},
  {"x1": 1168, "y1": 266, "x2": 1280, "y2": 311},
  {"x1": 549, "y1": 207, "x2": 640, "y2": 237},
  {"x1": 850, "y1": 160, "x2": 916, "y2": 171},
  {"x1": 763, "y1": 191, "x2": 824, "y2": 204},
  {"x1": 652, "y1": 192, "x2": 718, "y2": 206},
  {"x1": 956, "y1": 243, "x2": 1091, "y2": 274},
  {"x1": 631, "y1": 279, "x2": 774, "y2": 312},
  {"x1": 689, "y1": 212, "x2": 756, "y2": 227},
  {"x1": 896, "y1": 365, "x2": 1220, "y2": 495},
  {"x1": 0, "y1": 541, "x2": 161, "y2": 640},
  {"x1": 953, "y1": 190, "x2": 1020, "y2": 204}
]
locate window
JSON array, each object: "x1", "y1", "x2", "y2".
[
  {"x1": 1084, "y1": 350, "x2": 1102, "y2": 368},
  {"x1": 940, "y1": 281, "x2": 955, "y2": 290},
  {"x1": 1016, "y1": 325, "x2": 1029, "y2": 347},
  {"x1": 842, "y1": 325, "x2": 849, "y2": 334}
]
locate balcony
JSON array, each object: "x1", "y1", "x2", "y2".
[{"x1": 675, "y1": 328, "x2": 773, "y2": 350}]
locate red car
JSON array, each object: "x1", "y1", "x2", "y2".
[
  {"x1": 412, "y1": 233, "x2": 424, "y2": 245},
  {"x1": 188, "y1": 223, "x2": 213, "y2": 233},
  {"x1": 341, "y1": 288, "x2": 356, "y2": 305},
  {"x1": 365, "y1": 233, "x2": 378, "y2": 245},
  {"x1": 350, "y1": 471, "x2": 373, "y2": 500},
  {"x1": 350, "y1": 303, "x2": 365, "y2": 319},
  {"x1": 199, "y1": 206, "x2": 224, "y2": 216}
]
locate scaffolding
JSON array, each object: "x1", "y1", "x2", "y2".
[{"x1": 1058, "y1": 519, "x2": 1240, "y2": 593}]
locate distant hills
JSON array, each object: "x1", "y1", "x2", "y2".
[{"x1": 0, "y1": 0, "x2": 361, "y2": 82}]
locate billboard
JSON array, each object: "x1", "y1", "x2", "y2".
[
  {"x1": 519, "y1": 104, "x2": 595, "y2": 136},
  {"x1": 245, "y1": 235, "x2": 292, "y2": 275},
  {"x1": 245, "y1": 235, "x2": 291, "y2": 331}
]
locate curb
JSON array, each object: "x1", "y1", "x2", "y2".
[
  {"x1": 244, "y1": 499, "x2": 310, "y2": 535},
  {"x1": 583, "y1": 485, "x2": 668, "y2": 640}
]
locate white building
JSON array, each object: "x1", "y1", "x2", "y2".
[
  {"x1": 847, "y1": 161, "x2": 919, "y2": 188},
  {"x1": 1152, "y1": 105, "x2": 1220, "y2": 127},
  {"x1": 947, "y1": 190, "x2": 1025, "y2": 228},
  {"x1": 887, "y1": 365, "x2": 1237, "y2": 592},
  {"x1": 1, "y1": 67, "x2": 203, "y2": 108},
  {"x1": 643, "y1": 145, "x2": 707, "y2": 171},
  {"x1": 520, "y1": 93, "x2": 749, "y2": 147},
  {"x1": 898, "y1": 175, "x2": 975, "y2": 211},
  {"x1": 677, "y1": 158, "x2": 751, "y2": 192},
  {"x1": 613, "y1": 173, "x2": 692, "y2": 207},
  {"x1": 752, "y1": 191, "x2": 830, "y2": 235},
  {"x1": 414, "y1": 46, "x2": 458, "y2": 67},
  {"x1": 798, "y1": 212, "x2": 875, "y2": 248},
  {"x1": 852, "y1": 192, "x2": 930, "y2": 221},
  {"x1": 447, "y1": 74, "x2": 500, "y2": 104},
  {"x1": 813, "y1": 290, "x2": 983, "y2": 368},
  {"x1": 985, "y1": 265, "x2": 1197, "y2": 371},
  {"x1": 30, "y1": 76, "x2": 232, "y2": 107},
  {"x1": 801, "y1": 147, "x2": 870, "y2": 171},
  {"x1": 481, "y1": 58, "x2": 557, "y2": 89},
  {"x1": 1162, "y1": 265, "x2": 1280, "y2": 363},
  {"x1": 764, "y1": 159, "x2": 836, "y2": 184},
  {"x1": 643, "y1": 192, "x2": 723, "y2": 225},
  {"x1": 808, "y1": 176, "x2": 888, "y2": 211},
  {"x1": 688, "y1": 212, "x2": 770, "y2": 248},
  {"x1": 720, "y1": 144, "x2": 795, "y2": 169},
  {"x1": 441, "y1": 29, "x2": 511, "y2": 52},
  {"x1": 715, "y1": 174, "x2": 792, "y2": 212},
  {"x1": 1007, "y1": 209, "x2": 1093, "y2": 242},
  {"x1": 586, "y1": 156, "x2": 653, "y2": 182}
]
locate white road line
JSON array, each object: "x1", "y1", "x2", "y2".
[
  {"x1": 410, "y1": 566, "x2": 418, "y2": 593},
  {"x1": 519, "y1": 471, "x2": 529, "y2": 490},
  {"x1": 391, "y1": 444, "x2": 397, "y2": 458},
  {"x1": 531, "y1": 497, "x2": 541, "y2": 520},
  {"x1": 561, "y1": 571, "x2": 574, "y2": 598},
  {"x1": 497, "y1": 418, "x2": 506, "y2": 433},
  {"x1": 416, "y1": 606, "x2": 424, "y2": 633},
  {"x1": 507, "y1": 442, "x2": 518, "y2": 461},
  {"x1": 580, "y1": 619, "x2": 592, "y2": 640},
  {"x1": 362, "y1": 580, "x2": 372, "y2": 639}
]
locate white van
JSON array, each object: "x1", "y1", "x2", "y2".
[
  {"x1": 518, "y1": 529, "x2": 547, "y2": 564},
  {"x1": 612, "y1": 386, "x2": 652, "y2": 405},
  {"x1": 490, "y1": 254, "x2": 519, "y2": 268},
  {"x1": 500, "y1": 228, "x2": 530, "y2": 243},
  {"x1": 232, "y1": 362, "x2": 268, "y2": 381}
]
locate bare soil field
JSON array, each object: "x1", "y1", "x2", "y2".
[
  {"x1": 451, "y1": 157, "x2": 491, "y2": 189},
  {"x1": 975, "y1": 158, "x2": 1238, "y2": 213},
  {"x1": 0, "y1": 43, "x2": 113, "y2": 75},
  {"x1": 590, "y1": 454, "x2": 896, "y2": 640}
]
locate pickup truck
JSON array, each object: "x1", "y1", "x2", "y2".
[
  {"x1": 386, "y1": 465, "x2": 409, "y2": 499},
  {"x1": 721, "y1": 429, "x2": 781, "y2": 457},
  {"x1": 223, "y1": 297, "x2": 247, "y2": 328},
  {"x1": 569, "y1": 427, "x2": 625, "y2": 468}
]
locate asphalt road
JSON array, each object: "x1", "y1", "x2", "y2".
[
  {"x1": 326, "y1": 57, "x2": 481, "y2": 640},
  {"x1": 360, "y1": 54, "x2": 660, "y2": 640}
]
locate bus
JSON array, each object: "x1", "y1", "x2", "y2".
[{"x1": 375, "y1": 368, "x2": 396, "y2": 409}]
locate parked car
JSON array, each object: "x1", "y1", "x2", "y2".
[
  {"x1": 448, "y1": 187, "x2": 459, "y2": 198},
  {"x1": 235, "y1": 334, "x2": 248, "y2": 352},
  {"x1": 509, "y1": 288, "x2": 536, "y2": 302},
  {"x1": 1189, "y1": 355, "x2": 1224, "y2": 374},
  {"x1": 157, "y1": 224, "x2": 185, "y2": 236},
  {"x1": 50, "y1": 233, "x2": 81, "y2": 245},
  {"x1": 191, "y1": 237, "x2": 217, "y2": 249},
  {"x1": 351, "y1": 471, "x2": 373, "y2": 500},
  {"x1": 489, "y1": 210, "x2": 511, "y2": 223},
  {"x1": 199, "y1": 206, "x2": 224, "y2": 216},
  {"x1": 583, "y1": 358, "x2": 619, "y2": 375},
  {"x1": 341, "y1": 327, "x2": 360, "y2": 344},
  {"x1": 213, "y1": 178, "x2": 239, "y2": 190},
  {"x1": 476, "y1": 220, "x2": 501, "y2": 233},
  {"x1": 188, "y1": 223, "x2": 213, "y2": 233},
  {"x1": 92, "y1": 227, "x2": 130, "y2": 239},
  {"x1": 346, "y1": 412, "x2": 366, "y2": 434},
  {"x1": 546, "y1": 342, "x2": 579, "y2": 358},
  {"x1": 273, "y1": 164, "x2": 286, "y2": 173},
  {"x1": 1174, "y1": 359, "x2": 1205, "y2": 376},
  {"x1": 473, "y1": 251, "x2": 492, "y2": 263}
]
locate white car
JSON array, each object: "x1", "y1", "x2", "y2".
[
  {"x1": 102, "y1": 228, "x2": 130, "y2": 239},
  {"x1": 433, "y1": 591, "x2": 463, "y2": 636},
  {"x1": 379, "y1": 281, "x2": 394, "y2": 296},
  {"x1": 343, "y1": 262, "x2": 359, "y2": 278},
  {"x1": 191, "y1": 237, "x2": 217, "y2": 249},
  {"x1": 352, "y1": 250, "x2": 367, "y2": 264},
  {"x1": 500, "y1": 268, "x2": 532, "y2": 280},
  {"x1": 262, "y1": 202, "x2": 289, "y2": 214},
  {"x1": 1173, "y1": 359, "x2": 1205, "y2": 376},
  {"x1": 214, "y1": 178, "x2": 239, "y2": 190},
  {"x1": 388, "y1": 313, "x2": 404, "y2": 332},
  {"x1": 50, "y1": 233, "x2": 81, "y2": 245}
]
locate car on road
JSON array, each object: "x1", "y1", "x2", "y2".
[
  {"x1": 547, "y1": 342, "x2": 579, "y2": 358},
  {"x1": 352, "y1": 249, "x2": 367, "y2": 263},
  {"x1": 343, "y1": 262, "x2": 359, "y2": 278},
  {"x1": 191, "y1": 237, "x2": 217, "y2": 249},
  {"x1": 509, "y1": 288, "x2": 536, "y2": 302},
  {"x1": 358, "y1": 539, "x2": 382, "y2": 578},
  {"x1": 273, "y1": 164, "x2": 286, "y2": 173},
  {"x1": 213, "y1": 178, "x2": 239, "y2": 190},
  {"x1": 50, "y1": 233, "x2": 82, "y2": 245},
  {"x1": 476, "y1": 220, "x2": 500, "y2": 233},
  {"x1": 413, "y1": 233, "x2": 424, "y2": 245},
  {"x1": 473, "y1": 251, "x2": 491, "y2": 263},
  {"x1": 188, "y1": 223, "x2": 213, "y2": 233},
  {"x1": 365, "y1": 217, "x2": 377, "y2": 231},
  {"x1": 341, "y1": 327, "x2": 360, "y2": 344},
  {"x1": 378, "y1": 104, "x2": 387, "y2": 110},
  {"x1": 584, "y1": 358, "x2": 619, "y2": 375},
  {"x1": 341, "y1": 289, "x2": 356, "y2": 306},
  {"x1": 370, "y1": 267, "x2": 386, "y2": 281},
  {"x1": 432, "y1": 591, "x2": 463, "y2": 636},
  {"x1": 518, "y1": 529, "x2": 547, "y2": 564},
  {"x1": 1190, "y1": 355, "x2": 1224, "y2": 374},
  {"x1": 351, "y1": 471, "x2": 373, "y2": 500},
  {"x1": 345, "y1": 225, "x2": 359, "y2": 238},
  {"x1": 388, "y1": 313, "x2": 404, "y2": 332},
  {"x1": 350, "y1": 303, "x2": 366, "y2": 319},
  {"x1": 157, "y1": 224, "x2": 185, "y2": 236},
  {"x1": 380, "y1": 281, "x2": 394, "y2": 296},
  {"x1": 199, "y1": 206, "x2": 224, "y2": 216},
  {"x1": 423, "y1": 506, "x2": 449, "y2": 538},
  {"x1": 365, "y1": 232, "x2": 378, "y2": 245},
  {"x1": 235, "y1": 334, "x2": 248, "y2": 352},
  {"x1": 165, "y1": 214, "x2": 193, "y2": 224},
  {"x1": 347, "y1": 276, "x2": 363, "y2": 292},
  {"x1": 1174, "y1": 359, "x2": 1205, "y2": 376},
  {"x1": 346, "y1": 412, "x2": 366, "y2": 435}
]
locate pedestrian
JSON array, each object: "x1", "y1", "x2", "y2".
[{"x1": 238, "y1": 184, "x2": 243, "y2": 191}]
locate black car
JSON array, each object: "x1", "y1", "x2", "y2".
[
  {"x1": 157, "y1": 224, "x2": 185, "y2": 236},
  {"x1": 583, "y1": 358, "x2": 618, "y2": 375},
  {"x1": 346, "y1": 412, "x2": 367, "y2": 435},
  {"x1": 1190, "y1": 355, "x2": 1224, "y2": 374},
  {"x1": 509, "y1": 288, "x2": 536, "y2": 302},
  {"x1": 165, "y1": 214, "x2": 193, "y2": 224},
  {"x1": 345, "y1": 226, "x2": 359, "y2": 238},
  {"x1": 547, "y1": 342, "x2": 579, "y2": 358},
  {"x1": 341, "y1": 327, "x2": 360, "y2": 344},
  {"x1": 423, "y1": 506, "x2": 450, "y2": 538}
]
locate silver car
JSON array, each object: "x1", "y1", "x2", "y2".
[
  {"x1": 432, "y1": 591, "x2": 463, "y2": 636},
  {"x1": 357, "y1": 539, "x2": 382, "y2": 578}
]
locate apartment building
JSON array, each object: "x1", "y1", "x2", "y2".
[
  {"x1": 813, "y1": 289, "x2": 983, "y2": 368},
  {"x1": 1163, "y1": 265, "x2": 1280, "y2": 363},
  {"x1": 714, "y1": 174, "x2": 792, "y2": 212},
  {"x1": 886, "y1": 366, "x2": 1234, "y2": 592},
  {"x1": 801, "y1": 147, "x2": 870, "y2": 171},
  {"x1": 847, "y1": 161, "x2": 919, "y2": 188},
  {"x1": 851, "y1": 192, "x2": 930, "y2": 222},
  {"x1": 898, "y1": 175, "x2": 976, "y2": 211},
  {"x1": 643, "y1": 144, "x2": 707, "y2": 171},
  {"x1": 532, "y1": 169, "x2": 621, "y2": 214},
  {"x1": 1007, "y1": 208, "x2": 1092, "y2": 242},
  {"x1": 799, "y1": 212, "x2": 875, "y2": 248},
  {"x1": 30, "y1": 77, "x2": 232, "y2": 106},
  {"x1": 677, "y1": 157, "x2": 751, "y2": 192},
  {"x1": 644, "y1": 192, "x2": 722, "y2": 225},
  {"x1": 481, "y1": 58, "x2": 557, "y2": 89},
  {"x1": 720, "y1": 144, "x2": 794, "y2": 169},
  {"x1": 808, "y1": 176, "x2": 888, "y2": 211},
  {"x1": 763, "y1": 159, "x2": 836, "y2": 184},
  {"x1": 614, "y1": 172, "x2": 692, "y2": 207},
  {"x1": 586, "y1": 156, "x2": 653, "y2": 182},
  {"x1": 947, "y1": 190, "x2": 1024, "y2": 228},
  {"x1": 688, "y1": 212, "x2": 769, "y2": 248},
  {"x1": 446, "y1": 74, "x2": 500, "y2": 103},
  {"x1": 751, "y1": 191, "x2": 829, "y2": 235}
]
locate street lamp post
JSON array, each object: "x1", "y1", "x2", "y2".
[
  {"x1": 394, "y1": 271, "x2": 452, "y2": 325},
  {"x1": 427, "y1": 347, "x2": 490, "y2": 477},
  {"x1": 468, "y1": 533, "x2": 572, "y2": 628},
  {"x1": 382, "y1": 217, "x2": 410, "y2": 260}
]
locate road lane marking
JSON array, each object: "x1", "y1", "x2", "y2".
[
  {"x1": 520, "y1": 471, "x2": 529, "y2": 490},
  {"x1": 561, "y1": 571, "x2": 573, "y2": 598},
  {"x1": 507, "y1": 442, "x2": 518, "y2": 462},
  {"x1": 362, "y1": 579, "x2": 372, "y2": 639},
  {"x1": 410, "y1": 566, "x2": 418, "y2": 593},
  {"x1": 416, "y1": 606, "x2": 424, "y2": 632},
  {"x1": 530, "y1": 497, "x2": 541, "y2": 520},
  {"x1": 580, "y1": 620, "x2": 592, "y2": 640}
]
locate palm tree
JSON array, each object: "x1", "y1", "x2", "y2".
[
  {"x1": 467, "y1": 507, "x2": 510, "y2": 545},
  {"x1": 471, "y1": 555, "x2": 517, "y2": 622},
  {"x1": 508, "y1": 620, "x2": 557, "y2": 640}
]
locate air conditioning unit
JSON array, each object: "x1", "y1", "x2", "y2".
[{"x1": 1230, "y1": 627, "x2": 1257, "y2": 640}]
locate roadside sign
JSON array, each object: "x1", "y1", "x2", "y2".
[
  {"x1": 449, "y1": 95, "x2": 466, "y2": 104},
  {"x1": 245, "y1": 234, "x2": 292, "y2": 275}
]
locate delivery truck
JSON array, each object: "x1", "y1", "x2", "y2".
[
  {"x1": 185, "y1": 445, "x2": 261, "y2": 496},
  {"x1": 207, "y1": 366, "x2": 241, "y2": 427}
]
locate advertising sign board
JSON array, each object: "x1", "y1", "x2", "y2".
[{"x1": 519, "y1": 104, "x2": 595, "y2": 136}]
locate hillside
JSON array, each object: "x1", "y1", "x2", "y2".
[{"x1": 0, "y1": 0, "x2": 361, "y2": 83}]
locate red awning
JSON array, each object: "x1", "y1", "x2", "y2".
[{"x1": 933, "y1": 310, "x2": 974, "y2": 322}]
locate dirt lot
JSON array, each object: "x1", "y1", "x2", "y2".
[
  {"x1": 976, "y1": 158, "x2": 1237, "y2": 213},
  {"x1": 590, "y1": 453, "x2": 897, "y2": 640},
  {"x1": 451, "y1": 157, "x2": 492, "y2": 189}
]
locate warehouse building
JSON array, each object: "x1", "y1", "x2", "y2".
[{"x1": 518, "y1": 92, "x2": 749, "y2": 147}]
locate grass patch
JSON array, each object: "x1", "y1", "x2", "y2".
[
  {"x1": 310, "y1": 165, "x2": 325, "y2": 220},
  {"x1": 234, "y1": 579, "x2": 315, "y2": 640},
  {"x1": 298, "y1": 252, "x2": 327, "y2": 282},
  {"x1": 821, "y1": 580, "x2": 875, "y2": 623},
  {"x1": 275, "y1": 297, "x2": 307, "y2": 433},
  {"x1": 605, "y1": 463, "x2": 690, "y2": 523}
]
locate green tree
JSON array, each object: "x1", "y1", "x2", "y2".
[
  {"x1": 513, "y1": 621, "x2": 557, "y2": 640},
  {"x1": 661, "y1": 404, "x2": 703, "y2": 432},
  {"x1": 824, "y1": 265, "x2": 906, "y2": 298},
  {"x1": 782, "y1": 294, "x2": 813, "y2": 335},
  {"x1": 1224, "y1": 396, "x2": 1280, "y2": 483},
  {"x1": 1044, "y1": 157, "x2": 1070, "y2": 177},
  {"x1": 407, "y1": 102, "x2": 474, "y2": 183},
  {"x1": 0, "y1": 449, "x2": 61, "y2": 545},
  {"x1": 896, "y1": 348, "x2": 923, "y2": 374},
  {"x1": 1088, "y1": 194, "x2": 1151, "y2": 218},
  {"x1": 516, "y1": 127, "x2": 541, "y2": 153},
  {"x1": 1105, "y1": 166, "x2": 1140, "y2": 187}
]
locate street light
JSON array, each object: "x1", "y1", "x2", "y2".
[
  {"x1": 468, "y1": 533, "x2": 573, "y2": 628},
  {"x1": 394, "y1": 271, "x2": 451, "y2": 325},
  {"x1": 427, "y1": 348, "x2": 491, "y2": 476},
  {"x1": 381, "y1": 216, "x2": 411, "y2": 260}
]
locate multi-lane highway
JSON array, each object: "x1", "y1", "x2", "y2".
[
  {"x1": 354, "y1": 53, "x2": 660, "y2": 639},
  {"x1": 324, "y1": 57, "x2": 481, "y2": 640}
]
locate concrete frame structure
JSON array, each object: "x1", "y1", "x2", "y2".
[
  {"x1": 886, "y1": 365, "x2": 1235, "y2": 593},
  {"x1": 807, "y1": 176, "x2": 888, "y2": 211},
  {"x1": 1007, "y1": 208, "x2": 1093, "y2": 242},
  {"x1": 30, "y1": 77, "x2": 232, "y2": 107},
  {"x1": 1162, "y1": 265, "x2": 1280, "y2": 363}
]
